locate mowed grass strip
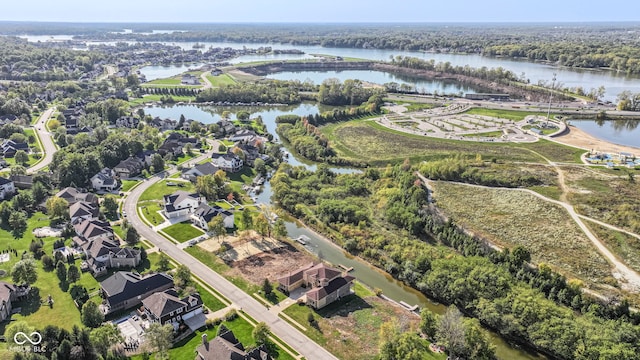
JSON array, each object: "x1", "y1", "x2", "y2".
[
  {"x1": 162, "y1": 222, "x2": 204, "y2": 243},
  {"x1": 432, "y1": 182, "x2": 611, "y2": 283}
]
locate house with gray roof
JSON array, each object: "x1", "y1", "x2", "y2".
[
  {"x1": 55, "y1": 187, "x2": 98, "y2": 206},
  {"x1": 91, "y1": 168, "x2": 118, "y2": 192},
  {"x1": 69, "y1": 201, "x2": 99, "y2": 224},
  {"x1": 0, "y1": 176, "x2": 15, "y2": 200},
  {"x1": 195, "y1": 325, "x2": 272, "y2": 360},
  {"x1": 142, "y1": 288, "x2": 204, "y2": 330},
  {"x1": 114, "y1": 157, "x2": 144, "y2": 179},
  {"x1": 191, "y1": 203, "x2": 234, "y2": 230},
  {"x1": 163, "y1": 191, "x2": 203, "y2": 219},
  {"x1": 100, "y1": 271, "x2": 174, "y2": 314},
  {"x1": 181, "y1": 162, "x2": 220, "y2": 181},
  {"x1": 0, "y1": 282, "x2": 29, "y2": 323}
]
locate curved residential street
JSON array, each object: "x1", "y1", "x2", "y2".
[
  {"x1": 123, "y1": 162, "x2": 337, "y2": 360},
  {"x1": 28, "y1": 107, "x2": 57, "y2": 174}
]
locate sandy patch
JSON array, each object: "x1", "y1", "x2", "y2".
[
  {"x1": 197, "y1": 230, "x2": 286, "y2": 262},
  {"x1": 554, "y1": 125, "x2": 640, "y2": 156}
]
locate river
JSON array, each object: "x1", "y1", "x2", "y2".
[{"x1": 144, "y1": 103, "x2": 545, "y2": 359}]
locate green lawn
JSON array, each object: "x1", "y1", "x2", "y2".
[
  {"x1": 120, "y1": 180, "x2": 140, "y2": 192},
  {"x1": 139, "y1": 179, "x2": 196, "y2": 202},
  {"x1": 205, "y1": 73, "x2": 237, "y2": 87},
  {"x1": 162, "y1": 222, "x2": 205, "y2": 243},
  {"x1": 143, "y1": 77, "x2": 183, "y2": 85},
  {"x1": 463, "y1": 107, "x2": 546, "y2": 122},
  {"x1": 195, "y1": 283, "x2": 227, "y2": 312},
  {"x1": 138, "y1": 201, "x2": 165, "y2": 226}
]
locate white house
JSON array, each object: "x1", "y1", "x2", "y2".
[
  {"x1": 191, "y1": 203, "x2": 235, "y2": 230},
  {"x1": 91, "y1": 168, "x2": 118, "y2": 192},
  {"x1": 163, "y1": 191, "x2": 203, "y2": 219},
  {"x1": 211, "y1": 152, "x2": 243, "y2": 173},
  {"x1": 181, "y1": 74, "x2": 200, "y2": 85},
  {"x1": 0, "y1": 177, "x2": 15, "y2": 200}
]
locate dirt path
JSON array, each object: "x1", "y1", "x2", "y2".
[{"x1": 417, "y1": 173, "x2": 640, "y2": 292}]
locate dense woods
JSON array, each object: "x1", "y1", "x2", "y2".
[{"x1": 271, "y1": 163, "x2": 640, "y2": 359}]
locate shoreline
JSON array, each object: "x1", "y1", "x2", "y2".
[{"x1": 552, "y1": 125, "x2": 640, "y2": 156}]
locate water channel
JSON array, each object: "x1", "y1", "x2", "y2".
[{"x1": 144, "y1": 103, "x2": 545, "y2": 359}]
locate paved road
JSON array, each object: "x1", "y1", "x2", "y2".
[
  {"x1": 28, "y1": 107, "x2": 56, "y2": 174},
  {"x1": 123, "y1": 158, "x2": 337, "y2": 360}
]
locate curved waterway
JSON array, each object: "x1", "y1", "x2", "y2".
[{"x1": 143, "y1": 103, "x2": 545, "y2": 359}]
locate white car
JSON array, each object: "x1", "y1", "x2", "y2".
[{"x1": 122, "y1": 210, "x2": 127, "y2": 217}]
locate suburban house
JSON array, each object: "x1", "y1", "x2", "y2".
[
  {"x1": 91, "y1": 168, "x2": 119, "y2": 192},
  {"x1": 195, "y1": 325, "x2": 272, "y2": 360},
  {"x1": 181, "y1": 74, "x2": 200, "y2": 85},
  {"x1": 73, "y1": 234, "x2": 141, "y2": 276},
  {"x1": 74, "y1": 218, "x2": 114, "y2": 243},
  {"x1": 0, "y1": 177, "x2": 15, "y2": 200},
  {"x1": 211, "y1": 68, "x2": 222, "y2": 76},
  {"x1": 278, "y1": 263, "x2": 355, "y2": 309},
  {"x1": 163, "y1": 191, "x2": 203, "y2": 219},
  {"x1": 0, "y1": 282, "x2": 30, "y2": 323},
  {"x1": 158, "y1": 140, "x2": 183, "y2": 157},
  {"x1": 228, "y1": 129, "x2": 259, "y2": 143},
  {"x1": 135, "y1": 150, "x2": 157, "y2": 167},
  {"x1": 148, "y1": 117, "x2": 177, "y2": 131},
  {"x1": 9, "y1": 174, "x2": 33, "y2": 189},
  {"x1": 181, "y1": 162, "x2": 220, "y2": 181},
  {"x1": 100, "y1": 271, "x2": 174, "y2": 314},
  {"x1": 191, "y1": 203, "x2": 234, "y2": 230},
  {"x1": 56, "y1": 187, "x2": 99, "y2": 206},
  {"x1": 69, "y1": 201, "x2": 99, "y2": 224},
  {"x1": 114, "y1": 157, "x2": 145, "y2": 179},
  {"x1": 141, "y1": 288, "x2": 205, "y2": 330},
  {"x1": 115, "y1": 116, "x2": 140, "y2": 129},
  {"x1": 216, "y1": 120, "x2": 236, "y2": 136},
  {"x1": 232, "y1": 143, "x2": 261, "y2": 166},
  {"x1": 1, "y1": 139, "x2": 29, "y2": 158},
  {"x1": 211, "y1": 152, "x2": 243, "y2": 173}
]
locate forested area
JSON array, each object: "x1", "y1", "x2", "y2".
[
  {"x1": 195, "y1": 81, "x2": 302, "y2": 104},
  {"x1": 271, "y1": 163, "x2": 640, "y2": 359}
]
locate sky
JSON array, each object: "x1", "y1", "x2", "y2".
[{"x1": 1, "y1": 0, "x2": 639, "y2": 23}]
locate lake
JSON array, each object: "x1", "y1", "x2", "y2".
[
  {"x1": 139, "y1": 63, "x2": 205, "y2": 81},
  {"x1": 570, "y1": 119, "x2": 640, "y2": 148}
]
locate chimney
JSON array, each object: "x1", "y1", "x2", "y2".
[{"x1": 202, "y1": 333, "x2": 207, "y2": 345}]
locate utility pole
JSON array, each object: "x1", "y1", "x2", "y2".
[{"x1": 546, "y1": 73, "x2": 557, "y2": 126}]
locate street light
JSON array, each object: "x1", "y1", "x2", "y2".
[{"x1": 546, "y1": 73, "x2": 557, "y2": 126}]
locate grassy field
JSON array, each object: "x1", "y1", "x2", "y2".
[
  {"x1": 586, "y1": 220, "x2": 640, "y2": 273},
  {"x1": 563, "y1": 165, "x2": 640, "y2": 234},
  {"x1": 139, "y1": 179, "x2": 196, "y2": 202},
  {"x1": 432, "y1": 182, "x2": 612, "y2": 284},
  {"x1": 280, "y1": 283, "x2": 436, "y2": 360},
  {"x1": 205, "y1": 73, "x2": 237, "y2": 87},
  {"x1": 463, "y1": 107, "x2": 545, "y2": 122},
  {"x1": 138, "y1": 201, "x2": 164, "y2": 226},
  {"x1": 322, "y1": 120, "x2": 584, "y2": 165},
  {"x1": 162, "y1": 222, "x2": 205, "y2": 243},
  {"x1": 128, "y1": 94, "x2": 197, "y2": 106},
  {"x1": 120, "y1": 180, "x2": 140, "y2": 192},
  {"x1": 461, "y1": 130, "x2": 505, "y2": 138}
]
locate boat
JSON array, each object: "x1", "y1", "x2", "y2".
[{"x1": 294, "y1": 235, "x2": 310, "y2": 245}]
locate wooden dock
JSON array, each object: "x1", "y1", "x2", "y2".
[
  {"x1": 399, "y1": 301, "x2": 420, "y2": 312},
  {"x1": 294, "y1": 235, "x2": 310, "y2": 245},
  {"x1": 338, "y1": 264, "x2": 354, "y2": 272}
]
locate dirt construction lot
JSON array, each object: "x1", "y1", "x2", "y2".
[{"x1": 225, "y1": 243, "x2": 316, "y2": 284}]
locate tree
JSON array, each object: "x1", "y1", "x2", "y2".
[
  {"x1": 56, "y1": 261, "x2": 67, "y2": 283},
  {"x1": 125, "y1": 226, "x2": 140, "y2": 246},
  {"x1": 157, "y1": 253, "x2": 170, "y2": 271},
  {"x1": 174, "y1": 264, "x2": 191, "y2": 289},
  {"x1": 12, "y1": 257, "x2": 37, "y2": 285},
  {"x1": 41, "y1": 255, "x2": 54, "y2": 269},
  {"x1": 14, "y1": 150, "x2": 29, "y2": 166},
  {"x1": 437, "y1": 307, "x2": 466, "y2": 357},
  {"x1": 273, "y1": 219, "x2": 287, "y2": 239},
  {"x1": 236, "y1": 111, "x2": 250, "y2": 121},
  {"x1": 101, "y1": 196, "x2": 119, "y2": 219},
  {"x1": 252, "y1": 322, "x2": 270, "y2": 345},
  {"x1": 67, "y1": 265, "x2": 80, "y2": 283},
  {"x1": 218, "y1": 143, "x2": 227, "y2": 152},
  {"x1": 31, "y1": 182, "x2": 48, "y2": 204},
  {"x1": 184, "y1": 142, "x2": 193, "y2": 156},
  {"x1": 90, "y1": 324, "x2": 123, "y2": 359},
  {"x1": 240, "y1": 209, "x2": 253, "y2": 230},
  {"x1": 81, "y1": 301, "x2": 104, "y2": 328},
  {"x1": 46, "y1": 196, "x2": 69, "y2": 220},
  {"x1": 6, "y1": 321, "x2": 35, "y2": 346},
  {"x1": 253, "y1": 158, "x2": 266, "y2": 175},
  {"x1": 207, "y1": 215, "x2": 226, "y2": 242},
  {"x1": 254, "y1": 213, "x2": 270, "y2": 237},
  {"x1": 420, "y1": 309, "x2": 439, "y2": 339},
  {"x1": 151, "y1": 153, "x2": 165, "y2": 173},
  {"x1": 195, "y1": 174, "x2": 219, "y2": 201},
  {"x1": 12, "y1": 192, "x2": 34, "y2": 212},
  {"x1": 145, "y1": 323, "x2": 173, "y2": 360},
  {"x1": 10, "y1": 165, "x2": 26, "y2": 176},
  {"x1": 9, "y1": 211, "x2": 27, "y2": 237},
  {"x1": 380, "y1": 332, "x2": 428, "y2": 360},
  {"x1": 262, "y1": 278, "x2": 273, "y2": 298}
]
